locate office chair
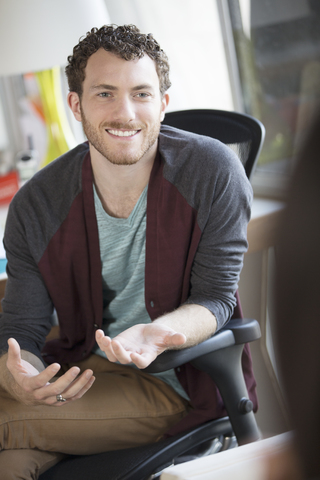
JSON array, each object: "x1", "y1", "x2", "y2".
[
  {"x1": 40, "y1": 109, "x2": 265, "y2": 480},
  {"x1": 162, "y1": 109, "x2": 265, "y2": 179}
]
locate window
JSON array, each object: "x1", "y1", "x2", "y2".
[
  {"x1": 225, "y1": 0, "x2": 320, "y2": 197},
  {"x1": 1, "y1": 0, "x2": 319, "y2": 200}
]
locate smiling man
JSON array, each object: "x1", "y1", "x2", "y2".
[
  {"x1": 76, "y1": 50, "x2": 167, "y2": 166},
  {"x1": 0, "y1": 25, "x2": 257, "y2": 479},
  {"x1": 70, "y1": 48, "x2": 169, "y2": 219}
]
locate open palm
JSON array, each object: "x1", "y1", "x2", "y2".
[{"x1": 96, "y1": 323, "x2": 186, "y2": 368}]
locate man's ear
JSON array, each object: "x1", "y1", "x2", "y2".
[
  {"x1": 67, "y1": 92, "x2": 82, "y2": 122},
  {"x1": 160, "y1": 93, "x2": 169, "y2": 122}
]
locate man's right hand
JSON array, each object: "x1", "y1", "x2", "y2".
[{"x1": 3, "y1": 338, "x2": 95, "y2": 406}]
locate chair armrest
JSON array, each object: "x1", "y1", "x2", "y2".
[
  {"x1": 227, "y1": 318, "x2": 261, "y2": 344},
  {"x1": 144, "y1": 318, "x2": 260, "y2": 374}
]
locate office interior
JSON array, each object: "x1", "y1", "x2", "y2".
[{"x1": 0, "y1": 0, "x2": 319, "y2": 478}]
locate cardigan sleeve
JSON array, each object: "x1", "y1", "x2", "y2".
[
  {"x1": 0, "y1": 191, "x2": 54, "y2": 363},
  {"x1": 0, "y1": 145, "x2": 88, "y2": 362},
  {"x1": 183, "y1": 140, "x2": 253, "y2": 330}
]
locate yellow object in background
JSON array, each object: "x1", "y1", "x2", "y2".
[{"x1": 36, "y1": 67, "x2": 76, "y2": 168}]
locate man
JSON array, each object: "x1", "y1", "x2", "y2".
[{"x1": 0, "y1": 25, "x2": 257, "y2": 479}]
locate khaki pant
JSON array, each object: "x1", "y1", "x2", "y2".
[{"x1": 0, "y1": 355, "x2": 190, "y2": 479}]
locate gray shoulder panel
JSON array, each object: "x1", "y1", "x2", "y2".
[
  {"x1": 159, "y1": 125, "x2": 252, "y2": 232},
  {"x1": 5, "y1": 143, "x2": 89, "y2": 264}
]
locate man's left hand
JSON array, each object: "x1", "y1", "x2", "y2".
[{"x1": 95, "y1": 323, "x2": 186, "y2": 368}]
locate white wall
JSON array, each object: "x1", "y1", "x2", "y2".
[{"x1": 104, "y1": 0, "x2": 234, "y2": 112}]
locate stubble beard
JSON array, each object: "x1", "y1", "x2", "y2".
[{"x1": 80, "y1": 107, "x2": 161, "y2": 166}]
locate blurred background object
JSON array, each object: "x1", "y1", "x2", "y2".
[
  {"x1": 0, "y1": 0, "x2": 110, "y2": 277},
  {"x1": 274, "y1": 108, "x2": 320, "y2": 479},
  {"x1": 0, "y1": 0, "x2": 110, "y2": 173}
]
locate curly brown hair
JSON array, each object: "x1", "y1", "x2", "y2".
[{"x1": 65, "y1": 24, "x2": 171, "y2": 97}]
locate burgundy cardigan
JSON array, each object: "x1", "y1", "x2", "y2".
[{"x1": 1, "y1": 126, "x2": 258, "y2": 435}]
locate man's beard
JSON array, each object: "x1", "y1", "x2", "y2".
[{"x1": 80, "y1": 107, "x2": 161, "y2": 166}]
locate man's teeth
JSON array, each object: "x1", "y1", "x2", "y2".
[{"x1": 108, "y1": 129, "x2": 138, "y2": 137}]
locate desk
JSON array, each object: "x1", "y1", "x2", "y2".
[{"x1": 161, "y1": 432, "x2": 292, "y2": 480}]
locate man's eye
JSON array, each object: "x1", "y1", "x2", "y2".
[
  {"x1": 98, "y1": 92, "x2": 111, "y2": 97},
  {"x1": 136, "y1": 93, "x2": 150, "y2": 98}
]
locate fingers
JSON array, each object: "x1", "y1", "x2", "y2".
[
  {"x1": 95, "y1": 327, "x2": 186, "y2": 367},
  {"x1": 58, "y1": 374, "x2": 96, "y2": 404},
  {"x1": 55, "y1": 369, "x2": 94, "y2": 398},
  {"x1": 95, "y1": 329, "x2": 112, "y2": 353},
  {"x1": 6, "y1": 337, "x2": 95, "y2": 405},
  {"x1": 96, "y1": 330, "x2": 140, "y2": 364},
  {"x1": 111, "y1": 340, "x2": 134, "y2": 364},
  {"x1": 27, "y1": 364, "x2": 76, "y2": 391},
  {"x1": 33, "y1": 368, "x2": 95, "y2": 405},
  {"x1": 130, "y1": 352, "x2": 155, "y2": 369},
  {"x1": 7, "y1": 337, "x2": 22, "y2": 366},
  {"x1": 95, "y1": 329, "x2": 105, "y2": 343},
  {"x1": 95, "y1": 330, "x2": 119, "y2": 363},
  {"x1": 7, "y1": 338, "x2": 60, "y2": 385},
  {"x1": 51, "y1": 370, "x2": 96, "y2": 406}
]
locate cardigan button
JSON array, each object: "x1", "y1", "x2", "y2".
[
  {"x1": 150, "y1": 301, "x2": 155, "y2": 308},
  {"x1": 93, "y1": 323, "x2": 99, "y2": 329},
  {"x1": 81, "y1": 350, "x2": 87, "y2": 357}
]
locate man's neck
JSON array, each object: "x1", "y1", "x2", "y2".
[{"x1": 90, "y1": 145, "x2": 156, "y2": 219}]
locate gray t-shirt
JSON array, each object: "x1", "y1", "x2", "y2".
[{"x1": 92, "y1": 184, "x2": 188, "y2": 400}]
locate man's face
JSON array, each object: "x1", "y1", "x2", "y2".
[{"x1": 68, "y1": 49, "x2": 169, "y2": 166}]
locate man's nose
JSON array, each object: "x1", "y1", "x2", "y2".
[{"x1": 113, "y1": 96, "x2": 136, "y2": 124}]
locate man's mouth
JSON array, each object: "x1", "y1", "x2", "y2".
[{"x1": 107, "y1": 129, "x2": 139, "y2": 137}]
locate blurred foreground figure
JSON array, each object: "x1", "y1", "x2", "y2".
[{"x1": 274, "y1": 110, "x2": 320, "y2": 480}]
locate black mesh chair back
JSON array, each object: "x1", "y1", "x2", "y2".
[{"x1": 162, "y1": 109, "x2": 265, "y2": 179}]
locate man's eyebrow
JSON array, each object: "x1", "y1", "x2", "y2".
[
  {"x1": 132, "y1": 84, "x2": 155, "y2": 91},
  {"x1": 89, "y1": 84, "x2": 117, "y2": 91},
  {"x1": 89, "y1": 83, "x2": 156, "y2": 93}
]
